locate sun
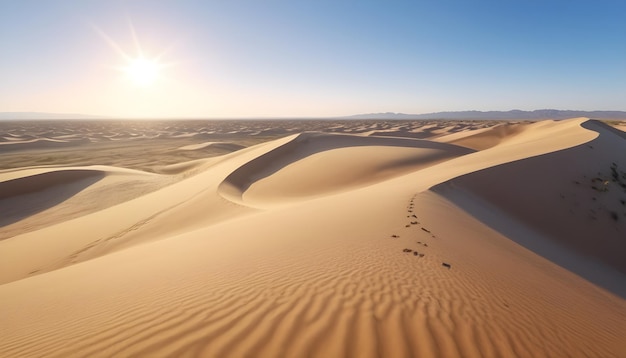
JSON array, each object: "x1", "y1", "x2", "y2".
[
  {"x1": 124, "y1": 57, "x2": 161, "y2": 87},
  {"x1": 91, "y1": 19, "x2": 173, "y2": 88}
]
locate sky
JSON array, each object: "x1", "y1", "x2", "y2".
[{"x1": 1, "y1": 0, "x2": 625, "y2": 118}]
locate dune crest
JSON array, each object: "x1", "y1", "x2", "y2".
[
  {"x1": 219, "y1": 132, "x2": 474, "y2": 206},
  {"x1": 432, "y1": 119, "x2": 626, "y2": 296},
  {"x1": 0, "y1": 169, "x2": 104, "y2": 200},
  {"x1": 178, "y1": 141, "x2": 246, "y2": 152}
]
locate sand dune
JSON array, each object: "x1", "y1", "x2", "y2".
[
  {"x1": 153, "y1": 158, "x2": 219, "y2": 175},
  {"x1": 0, "y1": 166, "x2": 171, "y2": 241},
  {"x1": 433, "y1": 121, "x2": 626, "y2": 281},
  {"x1": 0, "y1": 137, "x2": 83, "y2": 152},
  {"x1": 178, "y1": 141, "x2": 246, "y2": 152},
  {"x1": 220, "y1": 132, "x2": 473, "y2": 205},
  {"x1": 0, "y1": 168, "x2": 104, "y2": 200},
  {"x1": 434, "y1": 122, "x2": 528, "y2": 150},
  {"x1": 0, "y1": 118, "x2": 624, "y2": 357}
]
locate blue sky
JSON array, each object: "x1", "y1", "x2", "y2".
[{"x1": 1, "y1": 0, "x2": 624, "y2": 118}]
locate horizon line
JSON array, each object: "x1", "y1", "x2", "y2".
[{"x1": 3, "y1": 108, "x2": 626, "y2": 121}]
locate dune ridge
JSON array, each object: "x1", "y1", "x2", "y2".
[
  {"x1": 219, "y1": 132, "x2": 474, "y2": 205},
  {"x1": 0, "y1": 118, "x2": 625, "y2": 357},
  {"x1": 0, "y1": 166, "x2": 174, "y2": 240},
  {"x1": 178, "y1": 141, "x2": 246, "y2": 151},
  {"x1": 0, "y1": 169, "x2": 105, "y2": 200},
  {"x1": 433, "y1": 122, "x2": 528, "y2": 150},
  {"x1": 431, "y1": 120, "x2": 626, "y2": 296},
  {"x1": 0, "y1": 137, "x2": 90, "y2": 153}
]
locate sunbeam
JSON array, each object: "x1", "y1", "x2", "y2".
[{"x1": 90, "y1": 17, "x2": 173, "y2": 87}]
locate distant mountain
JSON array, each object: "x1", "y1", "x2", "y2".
[
  {"x1": 344, "y1": 110, "x2": 626, "y2": 120},
  {"x1": 3, "y1": 110, "x2": 626, "y2": 121},
  {"x1": 342, "y1": 112, "x2": 422, "y2": 120},
  {"x1": 0, "y1": 112, "x2": 105, "y2": 120}
]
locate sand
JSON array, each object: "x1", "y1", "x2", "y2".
[{"x1": 0, "y1": 118, "x2": 625, "y2": 357}]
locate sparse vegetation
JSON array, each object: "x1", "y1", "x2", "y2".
[
  {"x1": 567, "y1": 162, "x2": 626, "y2": 225},
  {"x1": 591, "y1": 178, "x2": 609, "y2": 192},
  {"x1": 588, "y1": 163, "x2": 626, "y2": 194}
]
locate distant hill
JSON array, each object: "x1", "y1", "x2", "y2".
[
  {"x1": 0, "y1": 112, "x2": 105, "y2": 120},
  {"x1": 344, "y1": 110, "x2": 626, "y2": 120}
]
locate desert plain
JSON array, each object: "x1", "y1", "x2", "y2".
[{"x1": 1, "y1": 117, "x2": 625, "y2": 357}]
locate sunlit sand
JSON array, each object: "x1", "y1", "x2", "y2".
[{"x1": 1, "y1": 118, "x2": 625, "y2": 357}]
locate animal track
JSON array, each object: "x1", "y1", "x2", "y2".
[
  {"x1": 393, "y1": 195, "x2": 447, "y2": 264},
  {"x1": 402, "y1": 249, "x2": 424, "y2": 258}
]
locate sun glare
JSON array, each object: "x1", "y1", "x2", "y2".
[
  {"x1": 124, "y1": 57, "x2": 160, "y2": 87},
  {"x1": 92, "y1": 19, "x2": 174, "y2": 89}
]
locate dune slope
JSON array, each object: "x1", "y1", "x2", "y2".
[
  {"x1": 0, "y1": 166, "x2": 177, "y2": 239},
  {"x1": 432, "y1": 120, "x2": 626, "y2": 295},
  {"x1": 434, "y1": 122, "x2": 528, "y2": 150},
  {"x1": 220, "y1": 132, "x2": 474, "y2": 205}
]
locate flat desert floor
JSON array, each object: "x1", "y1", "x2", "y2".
[{"x1": 1, "y1": 118, "x2": 625, "y2": 357}]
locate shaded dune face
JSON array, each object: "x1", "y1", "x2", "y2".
[
  {"x1": 433, "y1": 120, "x2": 626, "y2": 295},
  {"x1": 0, "y1": 170, "x2": 105, "y2": 227},
  {"x1": 219, "y1": 132, "x2": 474, "y2": 204},
  {"x1": 0, "y1": 166, "x2": 172, "y2": 241},
  {"x1": 0, "y1": 169, "x2": 105, "y2": 200}
]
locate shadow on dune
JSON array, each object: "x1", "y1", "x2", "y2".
[
  {"x1": 589, "y1": 119, "x2": 626, "y2": 139},
  {"x1": 0, "y1": 170, "x2": 105, "y2": 231},
  {"x1": 432, "y1": 120, "x2": 626, "y2": 298}
]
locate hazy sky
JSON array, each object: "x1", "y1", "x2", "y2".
[{"x1": 1, "y1": 0, "x2": 624, "y2": 118}]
